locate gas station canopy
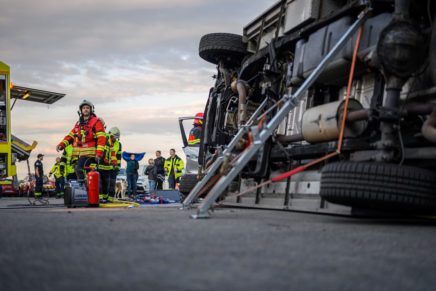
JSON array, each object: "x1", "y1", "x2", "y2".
[{"x1": 11, "y1": 85, "x2": 65, "y2": 104}]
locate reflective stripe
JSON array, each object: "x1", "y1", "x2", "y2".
[
  {"x1": 72, "y1": 147, "x2": 96, "y2": 157},
  {"x1": 188, "y1": 139, "x2": 200, "y2": 145},
  {"x1": 98, "y1": 165, "x2": 113, "y2": 170}
]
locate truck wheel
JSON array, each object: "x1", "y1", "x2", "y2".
[
  {"x1": 320, "y1": 162, "x2": 436, "y2": 213},
  {"x1": 178, "y1": 174, "x2": 198, "y2": 195},
  {"x1": 199, "y1": 33, "x2": 248, "y2": 65}
]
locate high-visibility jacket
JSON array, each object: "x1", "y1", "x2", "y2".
[
  {"x1": 112, "y1": 139, "x2": 122, "y2": 171},
  {"x1": 164, "y1": 155, "x2": 184, "y2": 179},
  {"x1": 60, "y1": 145, "x2": 76, "y2": 176},
  {"x1": 59, "y1": 115, "x2": 106, "y2": 158},
  {"x1": 98, "y1": 134, "x2": 117, "y2": 171},
  {"x1": 49, "y1": 163, "x2": 64, "y2": 179},
  {"x1": 188, "y1": 126, "x2": 202, "y2": 146}
]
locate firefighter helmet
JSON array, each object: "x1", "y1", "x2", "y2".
[
  {"x1": 194, "y1": 113, "x2": 203, "y2": 126},
  {"x1": 79, "y1": 100, "x2": 94, "y2": 113},
  {"x1": 109, "y1": 127, "x2": 120, "y2": 139}
]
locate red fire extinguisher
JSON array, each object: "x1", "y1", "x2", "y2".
[{"x1": 88, "y1": 170, "x2": 100, "y2": 207}]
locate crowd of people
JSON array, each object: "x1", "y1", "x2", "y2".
[
  {"x1": 33, "y1": 99, "x2": 191, "y2": 202},
  {"x1": 122, "y1": 148, "x2": 184, "y2": 198}
]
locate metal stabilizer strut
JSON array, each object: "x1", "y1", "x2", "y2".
[
  {"x1": 182, "y1": 97, "x2": 269, "y2": 209},
  {"x1": 191, "y1": 9, "x2": 371, "y2": 219}
]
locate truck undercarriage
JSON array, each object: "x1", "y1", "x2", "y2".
[{"x1": 183, "y1": 0, "x2": 436, "y2": 218}]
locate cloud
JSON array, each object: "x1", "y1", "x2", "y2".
[{"x1": 4, "y1": 0, "x2": 275, "y2": 178}]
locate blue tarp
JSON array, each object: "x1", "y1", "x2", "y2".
[{"x1": 122, "y1": 152, "x2": 146, "y2": 162}]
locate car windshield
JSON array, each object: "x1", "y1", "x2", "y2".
[{"x1": 119, "y1": 168, "x2": 126, "y2": 175}]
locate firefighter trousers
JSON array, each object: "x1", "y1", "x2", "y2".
[
  {"x1": 75, "y1": 156, "x2": 95, "y2": 180},
  {"x1": 98, "y1": 169, "x2": 111, "y2": 200},
  {"x1": 55, "y1": 177, "x2": 65, "y2": 196},
  {"x1": 35, "y1": 176, "x2": 43, "y2": 196}
]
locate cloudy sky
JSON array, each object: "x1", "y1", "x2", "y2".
[{"x1": 1, "y1": 0, "x2": 274, "y2": 178}]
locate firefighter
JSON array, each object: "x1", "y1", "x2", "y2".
[
  {"x1": 34, "y1": 154, "x2": 44, "y2": 198},
  {"x1": 98, "y1": 129, "x2": 117, "y2": 202},
  {"x1": 188, "y1": 113, "x2": 203, "y2": 146},
  {"x1": 49, "y1": 157, "x2": 65, "y2": 198},
  {"x1": 60, "y1": 144, "x2": 77, "y2": 181},
  {"x1": 108, "y1": 127, "x2": 122, "y2": 201},
  {"x1": 56, "y1": 100, "x2": 106, "y2": 181},
  {"x1": 164, "y1": 149, "x2": 184, "y2": 189}
]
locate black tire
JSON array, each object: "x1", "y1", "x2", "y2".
[
  {"x1": 320, "y1": 162, "x2": 436, "y2": 213},
  {"x1": 178, "y1": 174, "x2": 198, "y2": 195},
  {"x1": 199, "y1": 33, "x2": 248, "y2": 65},
  {"x1": 64, "y1": 185, "x2": 72, "y2": 208}
]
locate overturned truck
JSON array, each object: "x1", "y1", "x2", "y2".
[{"x1": 183, "y1": 0, "x2": 436, "y2": 218}]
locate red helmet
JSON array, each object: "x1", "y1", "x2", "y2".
[{"x1": 194, "y1": 113, "x2": 204, "y2": 126}]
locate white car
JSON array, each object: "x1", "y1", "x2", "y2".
[{"x1": 136, "y1": 176, "x2": 147, "y2": 194}]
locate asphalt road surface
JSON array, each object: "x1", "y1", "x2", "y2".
[{"x1": 0, "y1": 197, "x2": 435, "y2": 291}]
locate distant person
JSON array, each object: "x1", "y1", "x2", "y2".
[
  {"x1": 60, "y1": 145, "x2": 77, "y2": 181},
  {"x1": 34, "y1": 154, "x2": 44, "y2": 198},
  {"x1": 188, "y1": 113, "x2": 203, "y2": 146},
  {"x1": 49, "y1": 157, "x2": 65, "y2": 198},
  {"x1": 97, "y1": 121, "x2": 117, "y2": 203},
  {"x1": 126, "y1": 154, "x2": 138, "y2": 198},
  {"x1": 154, "y1": 150, "x2": 165, "y2": 190},
  {"x1": 164, "y1": 149, "x2": 184, "y2": 190},
  {"x1": 145, "y1": 159, "x2": 157, "y2": 195},
  {"x1": 108, "y1": 127, "x2": 122, "y2": 202}
]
